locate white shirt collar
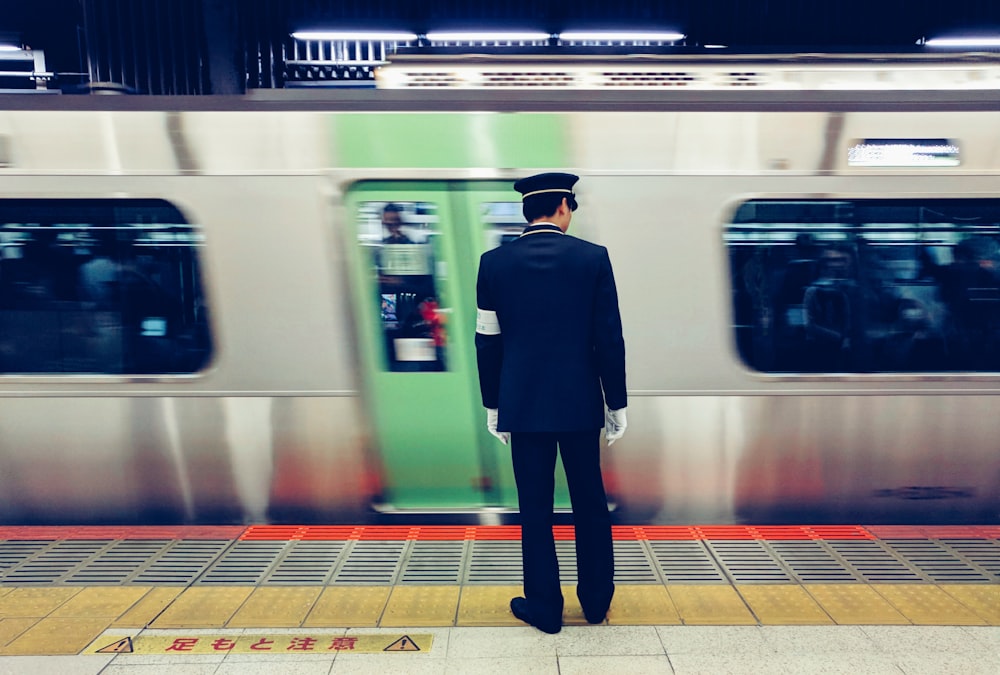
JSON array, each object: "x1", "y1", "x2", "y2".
[{"x1": 520, "y1": 222, "x2": 565, "y2": 237}]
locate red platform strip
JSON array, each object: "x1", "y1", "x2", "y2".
[
  {"x1": 0, "y1": 526, "x2": 246, "y2": 540},
  {"x1": 238, "y1": 524, "x2": 919, "y2": 542},
  {"x1": 866, "y1": 525, "x2": 1000, "y2": 539},
  {"x1": 0, "y1": 524, "x2": 995, "y2": 542}
]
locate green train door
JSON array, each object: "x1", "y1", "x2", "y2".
[{"x1": 345, "y1": 181, "x2": 572, "y2": 511}]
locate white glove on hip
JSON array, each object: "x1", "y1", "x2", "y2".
[
  {"x1": 605, "y1": 407, "x2": 627, "y2": 445},
  {"x1": 486, "y1": 408, "x2": 510, "y2": 445}
]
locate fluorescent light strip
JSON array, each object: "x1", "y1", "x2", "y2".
[
  {"x1": 0, "y1": 45, "x2": 22, "y2": 52},
  {"x1": 292, "y1": 31, "x2": 418, "y2": 41},
  {"x1": 425, "y1": 31, "x2": 551, "y2": 42},
  {"x1": 559, "y1": 31, "x2": 685, "y2": 41},
  {"x1": 925, "y1": 36, "x2": 1000, "y2": 48}
]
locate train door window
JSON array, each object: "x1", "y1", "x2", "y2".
[
  {"x1": 480, "y1": 201, "x2": 526, "y2": 250},
  {"x1": 727, "y1": 199, "x2": 1000, "y2": 374},
  {"x1": 0, "y1": 199, "x2": 212, "y2": 375},
  {"x1": 356, "y1": 201, "x2": 448, "y2": 372}
]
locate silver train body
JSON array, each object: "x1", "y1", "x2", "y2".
[{"x1": 1, "y1": 58, "x2": 999, "y2": 525}]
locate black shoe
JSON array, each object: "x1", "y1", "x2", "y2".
[
  {"x1": 583, "y1": 606, "x2": 608, "y2": 624},
  {"x1": 510, "y1": 597, "x2": 561, "y2": 634}
]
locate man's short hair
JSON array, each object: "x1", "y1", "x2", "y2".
[{"x1": 523, "y1": 193, "x2": 568, "y2": 222}]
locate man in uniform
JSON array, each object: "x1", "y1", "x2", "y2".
[{"x1": 475, "y1": 172, "x2": 628, "y2": 634}]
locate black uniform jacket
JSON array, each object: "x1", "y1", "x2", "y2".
[{"x1": 475, "y1": 223, "x2": 627, "y2": 433}]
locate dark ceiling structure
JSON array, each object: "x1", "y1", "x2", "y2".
[{"x1": 1, "y1": 0, "x2": 1000, "y2": 94}]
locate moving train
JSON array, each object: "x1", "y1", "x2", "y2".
[{"x1": 0, "y1": 54, "x2": 999, "y2": 525}]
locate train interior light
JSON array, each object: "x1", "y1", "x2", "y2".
[
  {"x1": 924, "y1": 36, "x2": 1000, "y2": 47},
  {"x1": 558, "y1": 31, "x2": 685, "y2": 43},
  {"x1": 424, "y1": 31, "x2": 552, "y2": 44},
  {"x1": 291, "y1": 31, "x2": 419, "y2": 42}
]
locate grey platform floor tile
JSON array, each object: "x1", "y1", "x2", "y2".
[
  {"x1": 223, "y1": 652, "x2": 345, "y2": 663},
  {"x1": 859, "y1": 626, "x2": 990, "y2": 655},
  {"x1": 558, "y1": 654, "x2": 674, "y2": 674},
  {"x1": 960, "y1": 626, "x2": 1000, "y2": 654},
  {"x1": 100, "y1": 666, "x2": 221, "y2": 675},
  {"x1": 0, "y1": 655, "x2": 112, "y2": 675},
  {"x1": 768, "y1": 656, "x2": 904, "y2": 675},
  {"x1": 895, "y1": 655, "x2": 1000, "y2": 675},
  {"x1": 655, "y1": 626, "x2": 775, "y2": 656},
  {"x1": 668, "y1": 653, "x2": 798, "y2": 675},
  {"x1": 447, "y1": 626, "x2": 558, "y2": 658},
  {"x1": 671, "y1": 654, "x2": 903, "y2": 675},
  {"x1": 444, "y1": 656, "x2": 559, "y2": 675},
  {"x1": 329, "y1": 654, "x2": 447, "y2": 674},
  {"x1": 106, "y1": 653, "x2": 227, "y2": 666},
  {"x1": 552, "y1": 625, "x2": 665, "y2": 656},
  {"x1": 215, "y1": 660, "x2": 334, "y2": 674},
  {"x1": 758, "y1": 625, "x2": 882, "y2": 654}
]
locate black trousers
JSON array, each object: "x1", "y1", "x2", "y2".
[{"x1": 510, "y1": 430, "x2": 615, "y2": 624}]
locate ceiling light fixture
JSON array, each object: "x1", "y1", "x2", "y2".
[
  {"x1": 559, "y1": 31, "x2": 685, "y2": 42},
  {"x1": 424, "y1": 31, "x2": 552, "y2": 42},
  {"x1": 924, "y1": 36, "x2": 1000, "y2": 48},
  {"x1": 292, "y1": 31, "x2": 418, "y2": 42}
]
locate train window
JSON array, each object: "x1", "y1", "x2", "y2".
[
  {"x1": 727, "y1": 199, "x2": 1000, "y2": 373},
  {"x1": 0, "y1": 199, "x2": 212, "y2": 375},
  {"x1": 357, "y1": 201, "x2": 448, "y2": 372},
  {"x1": 481, "y1": 201, "x2": 526, "y2": 249}
]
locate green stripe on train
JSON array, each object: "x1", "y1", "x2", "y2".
[{"x1": 333, "y1": 113, "x2": 567, "y2": 168}]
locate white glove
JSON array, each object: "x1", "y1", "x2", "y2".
[
  {"x1": 605, "y1": 407, "x2": 627, "y2": 446},
  {"x1": 486, "y1": 408, "x2": 510, "y2": 445}
]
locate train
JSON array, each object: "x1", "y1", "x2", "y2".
[{"x1": 0, "y1": 54, "x2": 999, "y2": 525}]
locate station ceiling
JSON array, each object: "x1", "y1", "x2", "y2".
[{"x1": 2, "y1": 0, "x2": 1000, "y2": 94}]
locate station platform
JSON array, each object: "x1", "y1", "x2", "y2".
[{"x1": 0, "y1": 524, "x2": 997, "y2": 673}]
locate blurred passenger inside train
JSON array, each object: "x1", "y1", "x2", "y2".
[
  {"x1": 5, "y1": 233, "x2": 63, "y2": 310},
  {"x1": 772, "y1": 233, "x2": 821, "y2": 369},
  {"x1": 919, "y1": 236, "x2": 1000, "y2": 369},
  {"x1": 381, "y1": 203, "x2": 413, "y2": 244},
  {"x1": 803, "y1": 245, "x2": 865, "y2": 371},
  {"x1": 884, "y1": 297, "x2": 948, "y2": 371},
  {"x1": 78, "y1": 233, "x2": 121, "y2": 309},
  {"x1": 373, "y1": 202, "x2": 445, "y2": 372}
]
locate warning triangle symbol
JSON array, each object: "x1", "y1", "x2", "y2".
[
  {"x1": 96, "y1": 637, "x2": 134, "y2": 654},
  {"x1": 384, "y1": 635, "x2": 420, "y2": 652}
]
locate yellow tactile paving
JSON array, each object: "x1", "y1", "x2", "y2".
[
  {"x1": 49, "y1": 586, "x2": 151, "y2": 619},
  {"x1": 608, "y1": 585, "x2": 682, "y2": 625},
  {"x1": 804, "y1": 584, "x2": 910, "y2": 624},
  {"x1": 666, "y1": 585, "x2": 757, "y2": 625},
  {"x1": 227, "y1": 586, "x2": 322, "y2": 627},
  {"x1": 150, "y1": 587, "x2": 254, "y2": 628},
  {"x1": 0, "y1": 575, "x2": 994, "y2": 639},
  {"x1": 939, "y1": 585, "x2": 1000, "y2": 625},
  {"x1": 0, "y1": 617, "x2": 109, "y2": 655},
  {"x1": 456, "y1": 585, "x2": 524, "y2": 626},
  {"x1": 380, "y1": 586, "x2": 460, "y2": 627},
  {"x1": 0, "y1": 618, "x2": 38, "y2": 648},
  {"x1": 873, "y1": 584, "x2": 988, "y2": 625},
  {"x1": 304, "y1": 586, "x2": 390, "y2": 627},
  {"x1": 112, "y1": 586, "x2": 183, "y2": 628},
  {"x1": 736, "y1": 585, "x2": 833, "y2": 625},
  {"x1": 0, "y1": 587, "x2": 80, "y2": 618},
  {"x1": 560, "y1": 584, "x2": 592, "y2": 626}
]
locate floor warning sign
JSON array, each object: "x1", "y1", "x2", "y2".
[
  {"x1": 86, "y1": 633, "x2": 432, "y2": 655},
  {"x1": 94, "y1": 637, "x2": 133, "y2": 654},
  {"x1": 384, "y1": 635, "x2": 421, "y2": 651}
]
